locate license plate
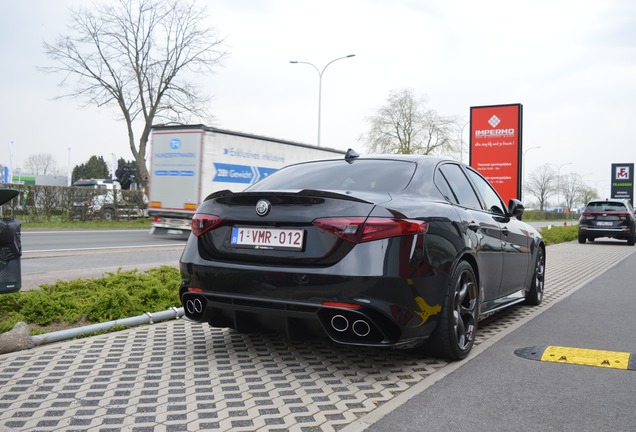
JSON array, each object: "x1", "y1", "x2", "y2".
[
  {"x1": 597, "y1": 221, "x2": 613, "y2": 226},
  {"x1": 167, "y1": 229, "x2": 184, "y2": 235},
  {"x1": 231, "y1": 227, "x2": 304, "y2": 250}
]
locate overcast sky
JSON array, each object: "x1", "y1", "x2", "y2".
[{"x1": 1, "y1": 0, "x2": 635, "y2": 200}]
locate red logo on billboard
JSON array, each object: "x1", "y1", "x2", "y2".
[{"x1": 616, "y1": 166, "x2": 630, "y2": 180}]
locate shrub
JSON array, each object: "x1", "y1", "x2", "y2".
[
  {"x1": 0, "y1": 266, "x2": 181, "y2": 335},
  {"x1": 539, "y1": 225, "x2": 579, "y2": 245}
]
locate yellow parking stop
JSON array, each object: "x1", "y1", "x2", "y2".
[{"x1": 515, "y1": 345, "x2": 635, "y2": 371}]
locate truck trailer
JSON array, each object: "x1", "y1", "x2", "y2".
[{"x1": 148, "y1": 125, "x2": 345, "y2": 237}]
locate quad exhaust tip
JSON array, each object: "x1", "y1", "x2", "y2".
[
  {"x1": 352, "y1": 319, "x2": 371, "y2": 337},
  {"x1": 186, "y1": 298, "x2": 203, "y2": 315},
  {"x1": 329, "y1": 314, "x2": 372, "y2": 338},
  {"x1": 331, "y1": 315, "x2": 349, "y2": 332}
]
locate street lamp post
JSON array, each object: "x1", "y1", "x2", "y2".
[
  {"x1": 594, "y1": 180, "x2": 605, "y2": 199},
  {"x1": 290, "y1": 54, "x2": 356, "y2": 146},
  {"x1": 556, "y1": 162, "x2": 573, "y2": 212},
  {"x1": 67, "y1": 147, "x2": 72, "y2": 187},
  {"x1": 8, "y1": 141, "x2": 14, "y2": 184},
  {"x1": 522, "y1": 146, "x2": 541, "y2": 203}
]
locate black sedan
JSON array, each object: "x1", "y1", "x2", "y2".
[{"x1": 179, "y1": 151, "x2": 545, "y2": 360}]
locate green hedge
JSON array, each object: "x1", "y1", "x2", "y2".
[
  {"x1": 539, "y1": 225, "x2": 579, "y2": 245},
  {"x1": 0, "y1": 266, "x2": 180, "y2": 335}
]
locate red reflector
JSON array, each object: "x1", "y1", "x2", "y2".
[
  {"x1": 313, "y1": 217, "x2": 428, "y2": 243},
  {"x1": 188, "y1": 287, "x2": 203, "y2": 293},
  {"x1": 191, "y1": 214, "x2": 222, "y2": 237},
  {"x1": 322, "y1": 301, "x2": 361, "y2": 309}
]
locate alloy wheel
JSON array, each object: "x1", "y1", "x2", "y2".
[{"x1": 453, "y1": 268, "x2": 477, "y2": 350}]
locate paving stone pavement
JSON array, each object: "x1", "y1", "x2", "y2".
[{"x1": 0, "y1": 241, "x2": 633, "y2": 432}]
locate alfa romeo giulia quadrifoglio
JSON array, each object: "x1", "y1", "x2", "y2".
[{"x1": 179, "y1": 151, "x2": 546, "y2": 360}]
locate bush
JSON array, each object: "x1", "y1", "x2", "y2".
[
  {"x1": 0, "y1": 266, "x2": 181, "y2": 335},
  {"x1": 539, "y1": 225, "x2": 579, "y2": 245}
]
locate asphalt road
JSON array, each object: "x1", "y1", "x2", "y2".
[
  {"x1": 20, "y1": 230, "x2": 185, "y2": 290},
  {"x1": 21, "y1": 229, "x2": 185, "y2": 252}
]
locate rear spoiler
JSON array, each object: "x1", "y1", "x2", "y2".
[{"x1": 204, "y1": 189, "x2": 374, "y2": 204}]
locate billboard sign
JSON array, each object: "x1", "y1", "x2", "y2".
[
  {"x1": 469, "y1": 104, "x2": 523, "y2": 205},
  {"x1": 611, "y1": 163, "x2": 634, "y2": 205}
]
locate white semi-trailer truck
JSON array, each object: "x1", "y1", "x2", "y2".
[{"x1": 148, "y1": 124, "x2": 345, "y2": 237}]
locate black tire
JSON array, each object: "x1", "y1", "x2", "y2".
[
  {"x1": 524, "y1": 247, "x2": 545, "y2": 306},
  {"x1": 628, "y1": 234, "x2": 635, "y2": 246},
  {"x1": 426, "y1": 261, "x2": 478, "y2": 361},
  {"x1": 577, "y1": 233, "x2": 586, "y2": 244},
  {"x1": 102, "y1": 208, "x2": 115, "y2": 221}
]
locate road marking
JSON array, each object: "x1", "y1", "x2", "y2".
[
  {"x1": 514, "y1": 345, "x2": 636, "y2": 370},
  {"x1": 24, "y1": 244, "x2": 183, "y2": 254},
  {"x1": 22, "y1": 229, "x2": 152, "y2": 234}
]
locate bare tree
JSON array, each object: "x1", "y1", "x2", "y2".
[
  {"x1": 526, "y1": 165, "x2": 557, "y2": 210},
  {"x1": 41, "y1": 0, "x2": 227, "y2": 189},
  {"x1": 24, "y1": 153, "x2": 59, "y2": 176},
  {"x1": 560, "y1": 173, "x2": 586, "y2": 212},
  {"x1": 579, "y1": 186, "x2": 599, "y2": 206},
  {"x1": 360, "y1": 88, "x2": 459, "y2": 156}
]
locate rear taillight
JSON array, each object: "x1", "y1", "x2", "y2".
[
  {"x1": 313, "y1": 217, "x2": 428, "y2": 243},
  {"x1": 321, "y1": 301, "x2": 361, "y2": 309},
  {"x1": 191, "y1": 214, "x2": 222, "y2": 237}
]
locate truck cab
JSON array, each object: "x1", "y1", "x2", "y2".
[{"x1": 72, "y1": 179, "x2": 135, "y2": 221}]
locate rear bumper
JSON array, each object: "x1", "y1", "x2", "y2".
[
  {"x1": 178, "y1": 224, "x2": 456, "y2": 348},
  {"x1": 178, "y1": 259, "x2": 448, "y2": 349},
  {"x1": 579, "y1": 225, "x2": 634, "y2": 239},
  {"x1": 180, "y1": 288, "x2": 421, "y2": 348}
]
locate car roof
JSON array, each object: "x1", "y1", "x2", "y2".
[
  {"x1": 586, "y1": 199, "x2": 630, "y2": 204},
  {"x1": 308, "y1": 153, "x2": 456, "y2": 168}
]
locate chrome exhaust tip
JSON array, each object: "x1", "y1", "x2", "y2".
[
  {"x1": 186, "y1": 298, "x2": 203, "y2": 315},
  {"x1": 352, "y1": 319, "x2": 371, "y2": 337},
  {"x1": 331, "y1": 314, "x2": 349, "y2": 332}
]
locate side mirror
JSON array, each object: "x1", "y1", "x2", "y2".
[{"x1": 508, "y1": 199, "x2": 525, "y2": 218}]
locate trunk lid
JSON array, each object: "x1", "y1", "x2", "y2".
[{"x1": 195, "y1": 190, "x2": 392, "y2": 265}]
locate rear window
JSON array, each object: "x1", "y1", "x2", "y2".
[
  {"x1": 246, "y1": 159, "x2": 417, "y2": 193},
  {"x1": 585, "y1": 202, "x2": 629, "y2": 212}
]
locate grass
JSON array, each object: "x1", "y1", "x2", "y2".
[
  {"x1": 21, "y1": 218, "x2": 152, "y2": 230},
  {"x1": 0, "y1": 266, "x2": 180, "y2": 336}
]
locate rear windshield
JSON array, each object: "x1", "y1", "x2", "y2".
[
  {"x1": 246, "y1": 159, "x2": 417, "y2": 193},
  {"x1": 585, "y1": 202, "x2": 629, "y2": 212}
]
